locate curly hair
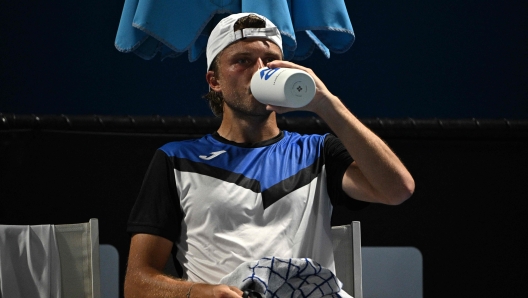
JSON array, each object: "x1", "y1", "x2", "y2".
[{"x1": 202, "y1": 14, "x2": 267, "y2": 117}]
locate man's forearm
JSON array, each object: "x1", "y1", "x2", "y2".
[
  {"x1": 124, "y1": 267, "x2": 195, "y2": 298},
  {"x1": 124, "y1": 268, "x2": 243, "y2": 298},
  {"x1": 314, "y1": 94, "x2": 415, "y2": 204}
]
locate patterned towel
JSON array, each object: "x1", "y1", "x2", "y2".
[{"x1": 220, "y1": 257, "x2": 352, "y2": 298}]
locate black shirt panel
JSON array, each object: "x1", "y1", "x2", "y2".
[
  {"x1": 324, "y1": 134, "x2": 370, "y2": 210},
  {"x1": 127, "y1": 149, "x2": 182, "y2": 242}
]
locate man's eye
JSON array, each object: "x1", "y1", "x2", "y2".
[
  {"x1": 237, "y1": 59, "x2": 249, "y2": 64},
  {"x1": 265, "y1": 58, "x2": 276, "y2": 63}
]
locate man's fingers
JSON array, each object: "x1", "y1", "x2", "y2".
[
  {"x1": 267, "y1": 60, "x2": 306, "y2": 72},
  {"x1": 212, "y1": 284, "x2": 243, "y2": 298},
  {"x1": 228, "y1": 286, "x2": 244, "y2": 296}
]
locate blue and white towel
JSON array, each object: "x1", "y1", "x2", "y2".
[{"x1": 220, "y1": 257, "x2": 352, "y2": 298}]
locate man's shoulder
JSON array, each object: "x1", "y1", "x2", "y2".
[
  {"x1": 158, "y1": 134, "x2": 213, "y2": 156},
  {"x1": 282, "y1": 130, "x2": 329, "y2": 143}
]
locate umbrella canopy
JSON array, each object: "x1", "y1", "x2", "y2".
[{"x1": 114, "y1": 0, "x2": 355, "y2": 62}]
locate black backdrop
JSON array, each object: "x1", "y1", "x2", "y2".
[
  {"x1": 1, "y1": 115, "x2": 527, "y2": 297},
  {"x1": 1, "y1": 0, "x2": 528, "y2": 296},
  {"x1": 1, "y1": 0, "x2": 527, "y2": 118}
]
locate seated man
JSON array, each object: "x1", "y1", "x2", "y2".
[{"x1": 124, "y1": 12, "x2": 415, "y2": 298}]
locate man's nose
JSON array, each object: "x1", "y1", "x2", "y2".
[
  {"x1": 256, "y1": 58, "x2": 265, "y2": 69},
  {"x1": 251, "y1": 58, "x2": 265, "y2": 75}
]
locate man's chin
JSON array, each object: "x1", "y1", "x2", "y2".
[{"x1": 224, "y1": 101, "x2": 271, "y2": 118}]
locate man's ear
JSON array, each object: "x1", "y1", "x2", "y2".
[{"x1": 206, "y1": 70, "x2": 221, "y2": 92}]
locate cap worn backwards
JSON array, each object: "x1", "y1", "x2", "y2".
[{"x1": 206, "y1": 12, "x2": 283, "y2": 71}]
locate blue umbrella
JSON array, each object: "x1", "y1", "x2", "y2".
[{"x1": 114, "y1": 0, "x2": 355, "y2": 62}]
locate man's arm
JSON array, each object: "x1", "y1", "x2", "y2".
[
  {"x1": 267, "y1": 61, "x2": 415, "y2": 205},
  {"x1": 124, "y1": 233, "x2": 243, "y2": 298}
]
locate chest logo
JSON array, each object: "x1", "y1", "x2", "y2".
[{"x1": 199, "y1": 150, "x2": 227, "y2": 160}]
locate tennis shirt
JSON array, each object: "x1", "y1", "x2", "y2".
[{"x1": 127, "y1": 131, "x2": 367, "y2": 283}]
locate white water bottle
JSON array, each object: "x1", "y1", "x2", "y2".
[{"x1": 250, "y1": 67, "x2": 316, "y2": 108}]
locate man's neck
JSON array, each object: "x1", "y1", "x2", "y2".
[{"x1": 217, "y1": 112, "x2": 280, "y2": 144}]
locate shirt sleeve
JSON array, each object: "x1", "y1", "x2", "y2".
[
  {"x1": 324, "y1": 134, "x2": 370, "y2": 210},
  {"x1": 127, "y1": 149, "x2": 182, "y2": 243}
]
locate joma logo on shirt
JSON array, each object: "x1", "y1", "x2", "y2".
[{"x1": 199, "y1": 150, "x2": 226, "y2": 160}]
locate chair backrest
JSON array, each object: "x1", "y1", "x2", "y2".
[
  {"x1": 331, "y1": 222, "x2": 423, "y2": 298},
  {"x1": 55, "y1": 218, "x2": 101, "y2": 298},
  {"x1": 0, "y1": 218, "x2": 101, "y2": 298},
  {"x1": 362, "y1": 246, "x2": 423, "y2": 298},
  {"x1": 331, "y1": 221, "x2": 363, "y2": 298},
  {"x1": 100, "y1": 244, "x2": 120, "y2": 298}
]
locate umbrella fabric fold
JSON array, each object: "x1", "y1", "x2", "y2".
[{"x1": 114, "y1": 0, "x2": 355, "y2": 61}]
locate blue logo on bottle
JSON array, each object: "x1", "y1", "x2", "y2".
[{"x1": 259, "y1": 68, "x2": 280, "y2": 80}]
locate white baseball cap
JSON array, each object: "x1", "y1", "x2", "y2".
[{"x1": 206, "y1": 12, "x2": 283, "y2": 71}]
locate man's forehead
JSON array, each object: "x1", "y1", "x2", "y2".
[{"x1": 222, "y1": 38, "x2": 282, "y2": 56}]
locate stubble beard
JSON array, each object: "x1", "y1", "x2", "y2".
[{"x1": 223, "y1": 90, "x2": 272, "y2": 119}]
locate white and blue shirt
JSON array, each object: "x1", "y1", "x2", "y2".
[{"x1": 128, "y1": 131, "x2": 367, "y2": 283}]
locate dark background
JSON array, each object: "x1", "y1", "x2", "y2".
[
  {"x1": 1, "y1": 0, "x2": 528, "y2": 297},
  {"x1": 0, "y1": 0, "x2": 526, "y2": 118},
  {"x1": 1, "y1": 117, "x2": 527, "y2": 297}
]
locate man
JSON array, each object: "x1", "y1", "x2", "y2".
[{"x1": 124, "y1": 12, "x2": 414, "y2": 298}]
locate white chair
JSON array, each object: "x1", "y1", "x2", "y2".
[
  {"x1": 331, "y1": 221, "x2": 363, "y2": 298},
  {"x1": 0, "y1": 218, "x2": 101, "y2": 298},
  {"x1": 332, "y1": 221, "x2": 423, "y2": 298}
]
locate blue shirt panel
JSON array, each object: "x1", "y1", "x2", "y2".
[{"x1": 159, "y1": 131, "x2": 325, "y2": 192}]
